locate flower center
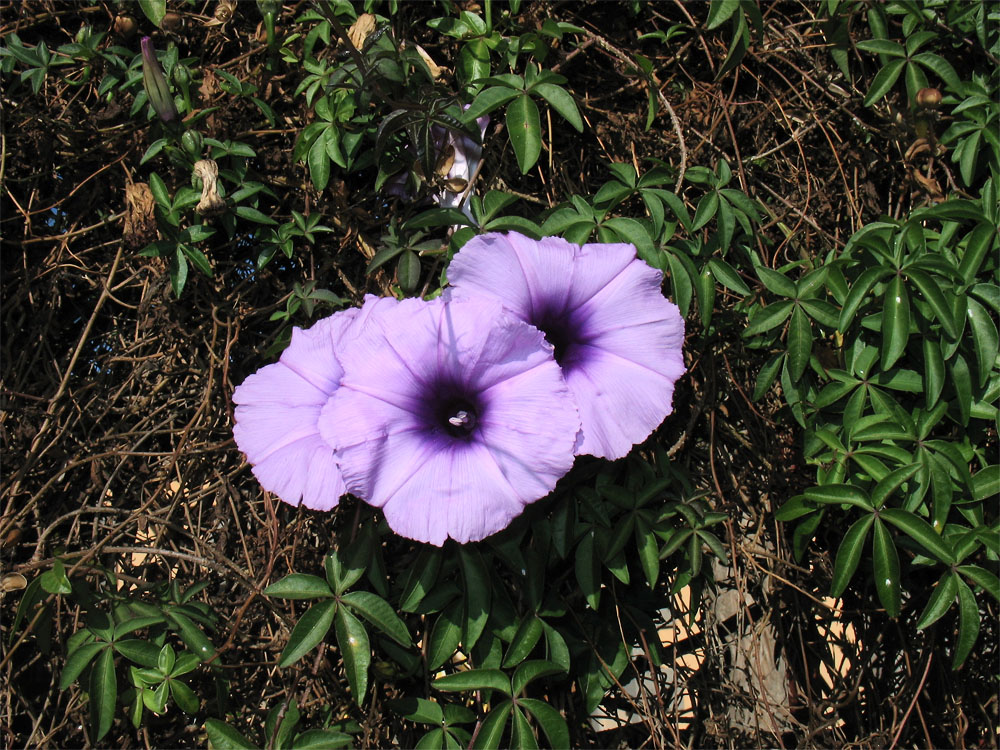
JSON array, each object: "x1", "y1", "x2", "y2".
[
  {"x1": 439, "y1": 398, "x2": 479, "y2": 438},
  {"x1": 533, "y1": 309, "x2": 578, "y2": 367}
]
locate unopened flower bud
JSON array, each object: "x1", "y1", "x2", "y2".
[
  {"x1": 173, "y1": 64, "x2": 192, "y2": 89},
  {"x1": 916, "y1": 87, "x2": 942, "y2": 109},
  {"x1": 181, "y1": 129, "x2": 204, "y2": 158},
  {"x1": 141, "y1": 37, "x2": 179, "y2": 123}
]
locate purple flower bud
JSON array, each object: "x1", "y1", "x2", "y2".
[{"x1": 140, "y1": 36, "x2": 179, "y2": 123}]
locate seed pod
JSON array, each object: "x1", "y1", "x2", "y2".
[{"x1": 916, "y1": 87, "x2": 942, "y2": 109}]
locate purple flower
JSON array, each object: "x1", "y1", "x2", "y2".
[
  {"x1": 447, "y1": 232, "x2": 685, "y2": 460},
  {"x1": 232, "y1": 308, "x2": 359, "y2": 510},
  {"x1": 318, "y1": 294, "x2": 579, "y2": 545},
  {"x1": 383, "y1": 112, "x2": 489, "y2": 220}
]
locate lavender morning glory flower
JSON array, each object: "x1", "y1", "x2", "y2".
[
  {"x1": 447, "y1": 232, "x2": 685, "y2": 460},
  {"x1": 318, "y1": 294, "x2": 579, "y2": 546},
  {"x1": 232, "y1": 307, "x2": 359, "y2": 510}
]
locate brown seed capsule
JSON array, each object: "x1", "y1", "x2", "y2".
[
  {"x1": 2, "y1": 573, "x2": 27, "y2": 593},
  {"x1": 916, "y1": 87, "x2": 942, "y2": 109},
  {"x1": 161, "y1": 12, "x2": 182, "y2": 32},
  {"x1": 113, "y1": 15, "x2": 137, "y2": 39}
]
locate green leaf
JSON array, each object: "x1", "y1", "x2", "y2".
[
  {"x1": 602, "y1": 217, "x2": 655, "y2": 263},
  {"x1": 966, "y1": 296, "x2": 999, "y2": 386},
  {"x1": 923, "y1": 337, "x2": 945, "y2": 408},
  {"x1": 137, "y1": 0, "x2": 166, "y2": 27},
  {"x1": 870, "y1": 463, "x2": 920, "y2": 509},
  {"x1": 204, "y1": 719, "x2": 258, "y2": 750},
  {"x1": 804, "y1": 484, "x2": 872, "y2": 510},
  {"x1": 59, "y1": 642, "x2": 106, "y2": 690},
  {"x1": 575, "y1": 530, "x2": 601, "y2": 610},
  {"x1": 882, "y1": 275, "x2": 910, "y2": 370},
  {"x1": 855, "y1": 39, "x2": 906, "y2": 57},
  {"x1": 518, "y1": 698, "x2": 569, "y2": 750},
  {"x1": 786, "y1": 304, "x2": 813, "y2": 382},
  {"x1": 325, "y1": 547, "x2": 366, "y2": 597},
  {"x1": 512, "y1": 659, "x2": 564, "y2": 697},
  {"x1": 511, "y1": 705, "x2": 538, "y2": 750},
  {"x1": 872, "y1": 519, "x2": 901, "y2": 618},
  {"x1": 880, "y1": 508, "x2": 955, "y2": 564},
  {"x1": 278, "y1": 599, "x2": 337, "y2": 668},
  {"x1": 755, "y1": 266, "x2": 797, "y2": 298},
  {"x1": 905, "y1": 268, "x2": 957, "y2": 338},
  {"x1": 953, "y1": 577, "x2": 980, "y2": 668},
  {"x1": 399, "y1": 548, "x2": 443, "y2": 612},
  {"x1": 234, "y1": 205, "x2": 278, "y2": 225},
  {"x1": 463, "y1": 87, "x2": 521, "y2": 122},
  {"x1": 530, "y1": 83, "x2": 583, "y2": 132},
  {"x1": 308, "y1": 134, "x2": 331, "y2": 192},
  {"x1": 458, "y1": 547, "x2": 491, "y2": 652},
  {"x1": 89, "y1": 646, "x2": 117, "y2": 742},
  {"x1": 114, "y1": 639, "x2": 161, "y2": 667},
  {"x1": 863, "y1": 58, "x2": 906, "y2": 106},
  {"x1": 335, "y1": 605, "x2": 370, "y2": 705},
  {"x1": 958, "y1": 223, "x2": 997, "y2": 285},
  {"x1": 40, "y1": 560, "x2": 73, "y2": 594},
  {"x1": 396, "y1": 251, "x2": 421, "y2": 294},
  {"x1": 830, "y1": 514, "x2": 875, "y2": 597},
  {"x1": 434, "y1": 668, "x2": 511, "y2": 696},
  {"x1": 169, "y1": 679, "x2": 200, "y2": 714},
  {"x1": 387, "y1": 696, "x2": 444, "y2": 725},
  {"x1": 264, "y1": 574, "x2": 333, "y2": 600},
  {"x1": 427, "y1": 601, "x2": 462, "y2": 671},
  {"x1": 341, "y1": 591, "x2": 411, "y2": 647},
  {"x1": 915, "y1": 572, "x2": 958, "y2": 630},
  {"x1": 948, "y1": 353, "x2": 973, "y2": 426},
  {"x1": 472, "y1": 701, "x2": 512, "y2": 750},
  {"x1": 164, "y1": 610, "x2": 217, "y2": 662},
  {"x1": 840, "y1": 265, "x2": 893, "y2": 331},
  {"x1": 635, "y1": 518, "x2": 660, "y2": 588},
  {"x1": 972, "y1": 465, "x2": 1000, "y2": 503},
  {"x1": 502, "y1": 616, "x2": 543, "y2": 668},
  {"x1": 291, "y1": 730, "x2": 353, "y2": 749},
  {"x1": 506, "y1": 94, "x2": 541, "y2": 174},
  {"x1": 691, "y1": 191, "x2": 720, "y2": 231},
  {"x1": 706, "y1": 0, "x2": 740, "y2": 30},
  {"x1": 708, "y1": 258, "x2": 751, "y2": 296},
  {"x1": 959, "y1": 565, "x2": 999, "y2": 602}
]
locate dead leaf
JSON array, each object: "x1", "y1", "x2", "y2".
[{"x1": 123, "y1": 182, "x2": 158, "y2": 249}]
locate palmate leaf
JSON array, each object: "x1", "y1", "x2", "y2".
[
  {"x1": 831, "y1": 514, "x2": 875, "y2": 597},
  {"x1": 278, "y1": 599, "x2": 337, "y2": 668},
  {"x1": 786, "y1": 304, "x2": 813, "y2": 382},
  {"x1": 458, "y1": 547, "x2": 491, "y2": 652},
  {"x1": 341, "y1": 590, "x2": 411, "y2": 647},
  {"x1": 427, "y1": 601, "x2": 462, "y2": 671},
  {"x1": 879, "y1": 508, "x2": 955, "y2": 564},
  {"x1": 518, "y1": 698, "x2": 569, "y2": 750},
  {"x1": 505, "y1": 94, "x2": 541, "y2": 174},
  {"x1": 915, "y1": 571, "x2": 958, "y2": 630},
  {"x1": 335, "y1": 605, "x2": 370, "y2": 705},
  {"x1": 472, "y1": 700, "x2": 512, "y2": 750},
  {"x1": 89, "y1": 646, "x2": 117, "y2": 742},
  {"x1": 881, "y1": 275, "x2": 910, "y2": 370},
  {"x1": 263, "y1": 573, "x2": 332, "y2": 600},
  {"x1": 204, "y1": 719, "x2": 257, "y2": 750},
  {"x1": 872, "y1": 519, "x2": 901, "y2": 618},
  {"x1": 953, "y1": 577, "x2": 980, "y2": 669}
]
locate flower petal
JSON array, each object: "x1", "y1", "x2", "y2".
[
  {"x1": 232, "y1": 308, "x2": 360, "y2": 510},
  {"x1": 565, "y1": 342, "x2": 682, "y2": 459}
]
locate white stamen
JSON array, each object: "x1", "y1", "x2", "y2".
[{"x1": 448, "y1": 410, "x2": 472, "y2": 428}]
